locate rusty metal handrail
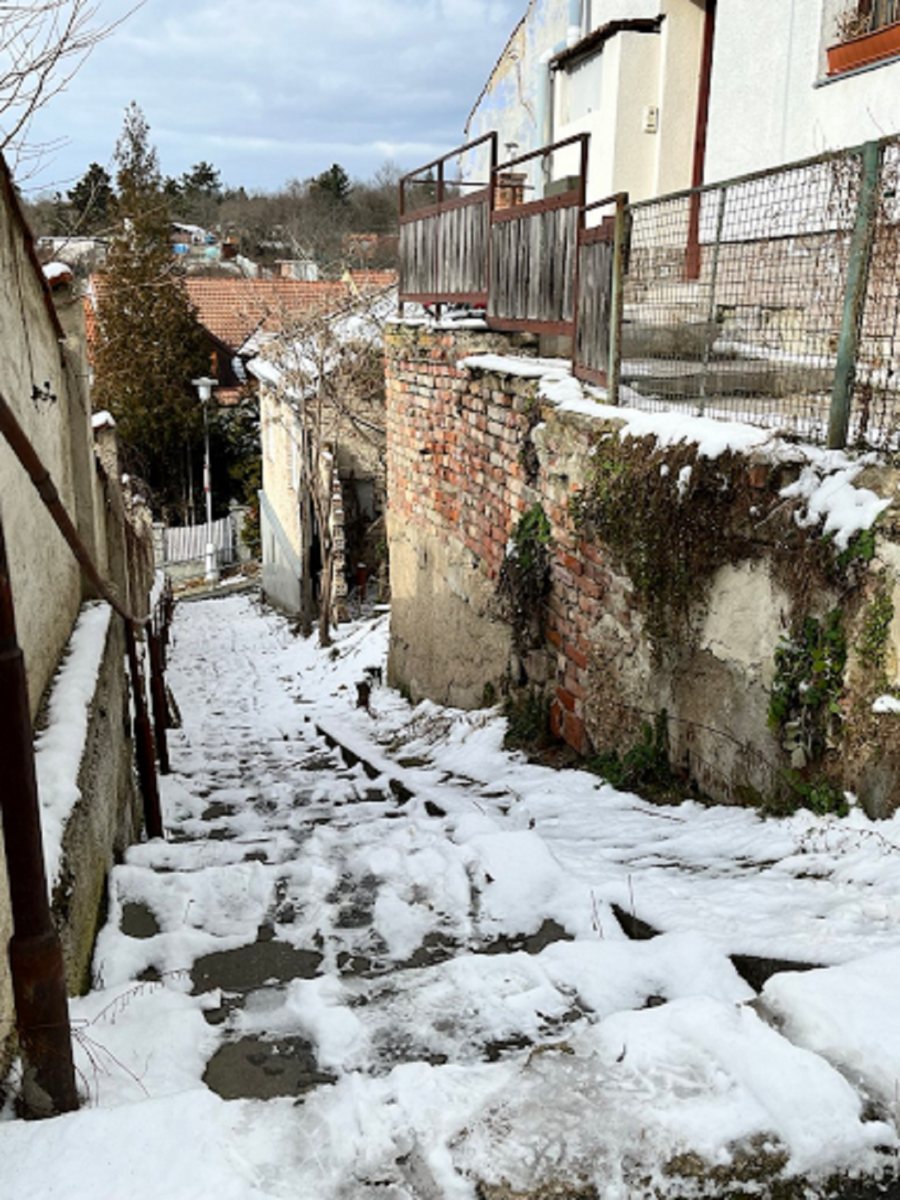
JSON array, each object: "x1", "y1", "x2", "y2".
[
  {"x1": 490, "y1": 132, "x2": 590, "y2": 212},
  {"x1": 399, "y1": 131, "x2": 498, "y2": 216}
]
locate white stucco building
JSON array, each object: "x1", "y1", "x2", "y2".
[
  {"x1": 465, "y1": 1, "x2": 900, "y2": 207},
  {"x1": 465, "y1": 0, "x2": 710, "y2": 205},
  {"x1": 705, "y1": 0, "x2": 900, "y2": 182}
]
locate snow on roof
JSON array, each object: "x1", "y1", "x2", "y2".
[
  {"x1": 42, "y1": 260, "x2": 74, "y2": 284},
  {"x1": 91, "y1": 410, "x2": 116, "y2": 430},
  {"x1": 248, "y1": 287, "x2": 396, "y2": 393}
]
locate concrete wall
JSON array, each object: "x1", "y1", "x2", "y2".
[
  {"x1": 51, "y1": 616, "x2": 142, "y2": 993},
  {"x1": 260, "y1": 487, "x2": 303, "y2": 615},
  {"x1": 0, "y1": 176, "x2": 82, "y2": 718},
  {"x1": 385, "y1": 323, "x2": 900, "y2": 814},
  {"x1": 0, "y1": 162, "x2": 150, "y2": 1083},
  {"x1": 705, "y1": 0, "x2": 900, "y2": 183}
]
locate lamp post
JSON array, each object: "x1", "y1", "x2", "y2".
[{"x1": 192, "y1": 377, "x2": 219, "y2": 584}]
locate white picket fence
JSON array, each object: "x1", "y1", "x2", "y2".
[{"x1": 161, "y1": 516, "x2": 236, "y2": 566}]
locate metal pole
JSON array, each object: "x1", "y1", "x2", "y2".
[
  {"x1": 608, "y1": 194, "x2": 629, "y2": 406},
  {"x1": 125, "y1": 621, "x2": 163, "y2": 839},
  {"x1": 147, "y1": 631, "x2": 170, "y2": 775},
  {"x1": 0, "y1": 516, "x2": 79, "y2": 1117},
  {"x1": 698, "y1": 185, "x2": 727, "y2": 415},
  {"x1": 203, "y1": 400, "x2": 218, "y2": 584},
  {"x1": 828, "y1": 139, "x2": 882, "y2": 450}
]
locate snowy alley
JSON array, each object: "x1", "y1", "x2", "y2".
[{"x1": 4, "y1": 591, "x2": 900, "y2": 1198}]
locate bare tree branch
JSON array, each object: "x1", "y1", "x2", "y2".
[{"x1": 0, "y1": 0, "x2": 144, "y2": 176}]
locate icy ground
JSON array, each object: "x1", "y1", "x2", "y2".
[{"x1": 4, "y1": 593, "x2": 900, "y2": 1198}]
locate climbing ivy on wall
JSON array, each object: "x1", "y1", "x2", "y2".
[
  {"x1": 495, "y1": 504, "x2": 553, "y2": 656},
  {"x1": 570, "y1": 433, "x2": 758, "y2": 649},
  {"x1": 768, "y1": 610, "x2": 847, "y2": 769}
]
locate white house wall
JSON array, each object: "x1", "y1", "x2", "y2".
[
  {"x1": 466, "y1": 0, "x2": 703, "y2": 205},
  {"x1": 655, "y1": 0, "x2": 706, "y2": 195},
  {"x1": 260, "y1": 387, "x2": 303, "y2": 615},
  {"x1": 705, "y1": 0, "x2": 900, "y2": 183}
]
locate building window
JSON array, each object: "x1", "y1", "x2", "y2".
[
  {"x1": 562, "y1": 53, "x2": 603, "y2": 124},
  {"x1": 840, "y1": 0, "x2": 900, "y2": 36},
  {"x1": 827, "y1": 0, "x2": 900, "y2": 75}
]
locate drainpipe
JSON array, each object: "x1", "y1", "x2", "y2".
[
  {"x1": 567, "y1": 0, "x2": 585, "y2": 46},
  {"x1": 537, "y1": 41, "x2": 567, "y2": 194},
  {"x1": 684, "y1": 0, "x2": 718, "y2": 280},
  {"x1": 0, "y1": 514, "x2": 79, "y2": 1117}
]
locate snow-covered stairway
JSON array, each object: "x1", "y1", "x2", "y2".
[{"x1": 12, "y1": 592, "x2": 900, "y2": 1199}]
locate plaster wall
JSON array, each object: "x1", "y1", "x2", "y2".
[
  {"x1": 52, "y1": 615, "x2": 141, "y2": 993},
  {"x1": 466, "y1": 0, "x2": 702, "y2": 204},
  {"x1": 260, "y1": 387, "x2": 302, "y2": 614},
  {"x1": 705, "y1": 0, "x2": 900, "y2": 184},
  {"x1": 655, "y1": 0, "x2": 706, "y2": 195},
  {"x1": 0, "y1": 197, "x2": 81, "y2": 717},
  {"x1": 0, "y1": 165, "x2": 151, "y2": 1088}
]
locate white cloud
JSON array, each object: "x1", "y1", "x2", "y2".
[{"x1": 22, "y1": 0, "x2": 521, "y2": 191}]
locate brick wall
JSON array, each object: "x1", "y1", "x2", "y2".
[
  {"x1": 385, "y1": 321, "x2": 900, "y2": 815},
  {"x1": 385, "y1": 320, "x2": 628, "y2": 747}
]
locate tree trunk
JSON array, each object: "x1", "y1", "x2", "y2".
[
  {"x1": 298, "y1": 485, "x2": 314, "y2": 638},
  {"x1": 318, "y1": 542, "x2": 334, "y2": 648}
]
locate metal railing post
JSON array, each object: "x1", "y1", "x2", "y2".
[
  {"x1": 608, "y1": 193, "x2": 629, "y2": 405},
  {"x1": 828, "y1": 139, "x2": 883, "y2": 450},
  {"x1": 698, "y1": 185, "x2": 728, "y2": 414},
  {"x1": 0, "y1": 515, "x2": 79, "y2": 1117},
  {"x1": 147, "y1": 630, "x2": 170, "y2": 775},
  {"x1": 125, "y1": 621, "x2": 164, "y2": 839}
]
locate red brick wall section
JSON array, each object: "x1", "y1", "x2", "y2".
[{"x1": 385, "y1": 323, "x2": 623, "y2": 757}]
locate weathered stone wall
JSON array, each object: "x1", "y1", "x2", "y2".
[
  {"x1": 0, "y1": 165, "x2": 151, "y2": 1084},
  {"x1": 385, "y1": 323, "x2": 900, "y2": 814},
  {"x1": 51, "y1": 616, "x2": 141, "y2": 994}
]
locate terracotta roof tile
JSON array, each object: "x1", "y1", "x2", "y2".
[{"x1": 184, "y1": 279, "x2": 349, "y2": 351}]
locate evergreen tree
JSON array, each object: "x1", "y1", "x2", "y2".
[
  {"x1": 92, "y1": 103, "x2": 209, "y2": 519},
  {"x1": 311, "y1": 163, "x2": 351, "y2": 205},
  {"x1": 66, "y1": 162, "x2": 114, "y2": 233}
]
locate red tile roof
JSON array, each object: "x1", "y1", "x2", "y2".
[
  {"x1": 184, "y1": 278, "x2": 350, "y2": 351},
  {"x1": 346, "y1": 269, "x2": 398, "y2": 292}
]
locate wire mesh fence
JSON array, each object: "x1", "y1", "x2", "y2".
[
  {"x1": 619, "y1": 139, "x2": 900, "y2": 448},
  {"x1": 854, "y1": 139, "x2": 900, "y2": 445},
  {"x1": 622, "y1": 149, "x2": 857, "y2": 441}
]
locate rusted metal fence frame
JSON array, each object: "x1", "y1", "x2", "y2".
[
  {"x1": 487, "y1": 134, "x2": 589, "y2": 336},
  {"x1": 0, "y1": 384, "x2": 172, "y2": 1114},
  {"x1": 398, "y1": 132, "x2": 498, "y2": 310}
]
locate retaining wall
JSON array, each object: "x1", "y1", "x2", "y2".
[{"x1": 385, "y1": 322, "x2": 900, "y2": 814}]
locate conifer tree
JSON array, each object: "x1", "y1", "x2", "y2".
[
  {"x1": 92, "y1": 103, "x2": 209, "y2": 519},
  {"x1": 67, "y1": 162, "x2": 114, "y2": 233}
]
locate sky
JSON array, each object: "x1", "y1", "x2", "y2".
[{"x1": 17, "y1": 0, "x2": 523, "y2": 197}]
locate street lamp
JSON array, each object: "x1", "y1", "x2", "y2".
[{"x1": 192, "y1": 376, "x2": 219, "y2": 584}]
